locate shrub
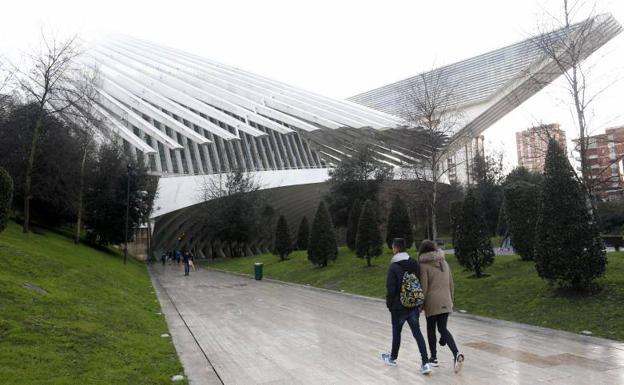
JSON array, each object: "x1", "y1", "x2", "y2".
[
  {"x1": 454, "y1": 189, "x2": 495, "y2": 277},
  {"x1": 503, "y1": 181, "x2": 540, "y2": 260},
  {"x1": 273, "y1": 215, "x2": 292, "y2": 261},
  {"x1": 356, "y1": 200, "x2": 383, "y2": 267},
  {"x1": 385, "y1": 195, "x2": 413, "y2": 250},
  {"x1": 0, "y1": 167, "x2": 13, "y2": 233},
  {"x1": 296, "y1": 216, "x2": 309, "y2": 250},
  {"x1": 534, "y1": 140, "x2": 606, "y2": 291},
  {"x1": 307, "y1": 201, "x2": 338, "y2": 267},
  {"x1": 346, "y1": 199, "x2": 362, "y2": 251}
]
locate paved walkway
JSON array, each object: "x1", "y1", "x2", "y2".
[{"x1": 150, "y1": 264, "x2": 624, "y2": 385}]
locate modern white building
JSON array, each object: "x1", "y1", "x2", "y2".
[{"x1": 84, "y1": 14, "x2": 620, "y2": 256}]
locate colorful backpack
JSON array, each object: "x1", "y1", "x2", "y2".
[{"x1": 400, "y1": 270, "x2": 424, "y2": 308}]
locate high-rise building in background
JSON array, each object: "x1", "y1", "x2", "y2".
[
  {"x1": 573, "y1": 126, "x2": 624, "y2": 201},
  {"x1": 516, "y1": 124, "x2": 567, "y2": 173}
]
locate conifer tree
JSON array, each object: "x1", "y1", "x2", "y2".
[
  {"x1": 503, "y1": 181, "x2": 540, "y2": 260},
  {"x1": 385, "y1": 195, "x2": 413, "y2": 250},
  {"x1": 273, "y1": 215, "x2": 292, "y2": 261},
  {"x1": 296, "y1": 216, "x2": 309, "y2": 251},
  {"x1": 535, "y1": 140, "x2": 606, "y2": 291},
  {"x1": 355, "y1": 200, "x2": 383, "y2": 267},
  {"x1": 346, "y1": 199, "x2": 362, "y2": 251},
  {"x1": 307, "y1": 201, "x2": 338, "y2": 267},
  {"x1": 0, "y1": 167, "x2": 13, "y2": 233},
  {"x1": 454, "y1": 189, "x2": 495, "y2": 277}
]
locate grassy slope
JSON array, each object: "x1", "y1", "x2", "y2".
[
  {"x1": 209, "y1": 247, "x2": 624, "y2": 341},
  {"x1": 0, "y1": 222, "x2": 186, "y2": 385}
]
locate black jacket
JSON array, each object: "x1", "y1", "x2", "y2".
[{"x1": 386, "y1": 255, "x2": 421, "y2": 312}]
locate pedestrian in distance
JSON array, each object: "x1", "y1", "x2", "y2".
[
  {"x1": 418, "y1": 240, "x2": 464, "y2": 373},
  {"x1": 175, "y1": 250, "x2": 181, "y2": 265},
  {"x1": 182, "y1": 250, "x2": 190, "y2": 276},
  {"x1": 381, "y1": 238, "x2": 432, "y2": 375},
  {"x1": 161, "y1": 252, "x2": 166, "y2": 266},
  {"x1": 188, "y1": 250, "x2": 196, "y2": 271}
]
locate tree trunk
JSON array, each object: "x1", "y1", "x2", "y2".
[
  {"x1": 366, "y1": 255, "x2": 371, "y2": 267},
  {"x1": 75, "y1": 147, "x2": 88, "y2": 244},
  {"x1": 431, "y1": 181, "x2": 438, "y2": 241},
  {"x1": 147, "y1": 220, "x2": 152, "y2": 261},
  {"x1": 23, "y1": 116, "x2": 43, "y2": 233}
]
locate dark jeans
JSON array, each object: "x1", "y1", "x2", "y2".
[
  {"x1": 184, "y1": 262, "x2": 190, "y2": 276},
  {"x1": 390, "y1": 310, "x2": 428, "y2": 364},
  {"x1": 426, "y1": 312, "x2": 458, "y2": 359}
]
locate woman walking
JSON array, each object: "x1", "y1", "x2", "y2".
[{"x1": 418, "y1": 240, "x2": 464, "y2": 373}]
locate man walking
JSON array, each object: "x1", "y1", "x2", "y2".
[
  {"x1": 182, "y1": 250, "x2": 190, "y2": 276},
  {"x1": 381, "y1": 238, "x2": 432, "y2": 375}
]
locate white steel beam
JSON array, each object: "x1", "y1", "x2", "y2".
[
  {"x1": 92, "y1": 104, "x2": 157, "y2": 154},
  {"x1": 98, "y1": 91, "x2": 183, "y2": 149}
]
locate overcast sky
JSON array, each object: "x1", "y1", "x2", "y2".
[{"x1": 2, "y1": 0, "x2": 623, "y2": 168}]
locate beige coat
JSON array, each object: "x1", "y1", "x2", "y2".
[{"x1": 419, "y1": 249, "x2": 454, "y2": 317}]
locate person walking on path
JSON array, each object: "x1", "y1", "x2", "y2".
[
  {"x1": 418, "y1": 240, "x2": 464, "y2": 373},
  {"x1": 188, "y1": 250, "x2": 196, "y2": 271},
  {"x1": 381, "y1": 238, "x2": 432, "y2": 375},
  {"x1": 161, "y1": 252, "x2": 167, "y2": 266},
  {"x1": 182, "y1": 250, "x2": 190, "y2": 276},
  {"x1": 175, "y1": 250, "x2": 181, "y2": 265}
]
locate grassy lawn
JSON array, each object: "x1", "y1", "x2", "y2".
[
  {"x1": 208, "y1": 247, "x2": 624, "y2": 341},
  {"x1": 0, "y1": 222, "x2": 186, "y2": 385}
]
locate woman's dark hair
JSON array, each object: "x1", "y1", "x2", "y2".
[
  {"x1": 419, "y1": 240, "x2": 438, "y2": 254},
  {"x1": 392, "y1": 238, "x2": 406, "y2": 252}
]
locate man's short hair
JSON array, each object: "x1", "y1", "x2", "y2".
[{"x1": 392, "y1": 238, "x2": 406, "y2": 252}]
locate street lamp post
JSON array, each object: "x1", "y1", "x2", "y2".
[{"x1": 124, "y1": 164, "x2": 132, "y2": 265}]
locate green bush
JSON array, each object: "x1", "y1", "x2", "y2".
[
  {"x1": 296, "y1": 216, "x2": 309, "y2": 250},
  {"x1": 0, "y1": 167, "x2": 13, "y2": 233},
  {"x1": 307, "y1": 201, "x2": 338, "y2": 267},
  {"x1": 454, "y1": 189, "x2": 494, "y2": 277},
  {"x1": 356, "y1": 200, "x2": 383, "y2": 267},
  {"x1": 346, "y1": 199, "x2": 362, "y2": 251},
  {"x1": 503, "y1": 181, "x2": 540, "y2": 260},
  {"x1": 534, "y1": 140, "x2": 606, "y2": 291},
  {"x1": 385, "y1": 195, "x2": 413, "y2": 250},
  {"x1": 273, "y1": 215, "x2": 292, "y2": 261}
]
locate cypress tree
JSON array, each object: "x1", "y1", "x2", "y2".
[
  {"x1": 296, "y1": 216, "x2": 309, "y2": 250},
  {"x1": 503, "y1": 181, "x2": 540, "y2": 260},
  {"x1": 535, "y1": 140, "x2": 606, "y2": 291},
  {"x1": 385, "y1": 195, "x2": 413, "y2": 249},
  {"x1": 454, "y1": 189, "x2": 495, "y2": 277},
  {"x1": 273, "y1": 215, "x2": 292, "y2": 261},
  {"x1": 0, "y1": 167, "x2": 13, "y2": 233},
  {"x1": 346, "y1": 199, "x2": 362, "y2": 251},
  {"x1": 308, "y1": 201, "x2": 338, "y2": 267},
  {"x1": 356, "y1": 200, "x2": 383, "y2": 267}
]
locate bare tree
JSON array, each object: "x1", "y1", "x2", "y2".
[
  {"x1": 0, "y1": 60, "x2": 15, "y2": 119},
  {"x1": 400, "y1": 68, "x2": 467, "y2": 240},
  {"x1": 199, "y1": 169, "x2": 270, "y2": 257},
  {"x1": 13, "y1": 32, "x2": 98, "y2": 232},
  {"x1": 530, "y1": 0, "x2": 622, "y2": 196}
]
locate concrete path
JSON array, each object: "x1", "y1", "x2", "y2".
[{"x1": 150, "y1": 264, "x2": 624, "y2": 385}]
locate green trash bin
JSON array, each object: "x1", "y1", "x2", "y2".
[{"x1": 254, "y1": 262, "x2": 263, "y2": 280}]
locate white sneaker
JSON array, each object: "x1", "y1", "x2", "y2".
[
  {"x1": 454, "y1": 353, "x2": 464, "y2": 373},
  {"x1": 421, "y1": 363, "x2": 432, "y2": 375},
  {"x1": 381, "y1": 352, "x2": 397, "y2": 367}
]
